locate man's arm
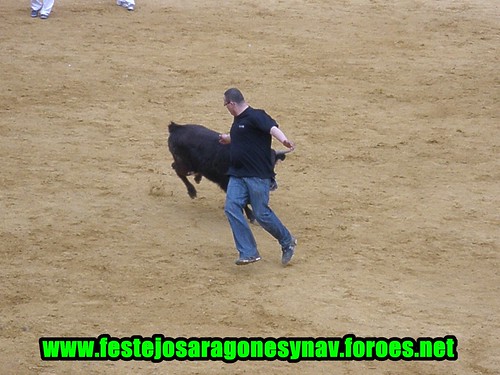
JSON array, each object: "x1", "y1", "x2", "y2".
[{"x1": 270, "y1": 126, "x2": 295, "y2": 150}]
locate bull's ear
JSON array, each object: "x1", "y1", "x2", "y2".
[{"x1": 275, "y1": 149, "x2": 291, "y2": 161}]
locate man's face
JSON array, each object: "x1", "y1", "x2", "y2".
[{"x1": 223, "y1": 97, "x2": 235, "y2": 115}]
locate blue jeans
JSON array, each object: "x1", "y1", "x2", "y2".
[{"x1": 224, "y1": 177, "x2": 293, "y2": 259}]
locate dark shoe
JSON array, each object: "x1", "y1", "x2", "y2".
[
  {"x1": 40, "y1": 14, "x2": 49, "y2": 19},
  {"x1": 235, "y1": 256, "x2": 261, "y2": 265},
  {"x1": 281, "y1": 237, "x2": 297, "y2": 265},
  {"x1": 31, "y1": 10, "x2": 39, "y2": 17}
]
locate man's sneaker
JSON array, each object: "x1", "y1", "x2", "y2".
[
  {"x1": 40, "y1": 14, "x2": 49, "y2": 19},
  {"x1": 281, "y1": 237, "x2": 297, "y2": 265},
  {"x1": 127, "y1": 4, "x2": 135, "y2": 11},
  {"x1": 31, "y1": 9, "x2": 39, "y2": 17},
  {"x1": 116, "y1": 0, "x2": 126, "y2": 6},
  {"x1": 235, "y1": 256, "x2": 261, "y2": 265}
]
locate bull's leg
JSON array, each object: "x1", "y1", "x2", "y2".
[
  {"x1": 194, "y1": 173, "x2": 202, "y2": 184},
  {"x1": 244, "y1": 204, "x2": 256, "y2": 223},
  {"x1": 179, "y1": 175, "x2": 197, "y2": 199},
  {"x1": 171, "y1": 159, "x2": 197, "y2": 199}
]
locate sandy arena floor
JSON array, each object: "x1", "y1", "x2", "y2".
[{"x1": 0, "y1": 0, "x2": 499, "y2": 373}]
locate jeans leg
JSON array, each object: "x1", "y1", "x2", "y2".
[
  {"x1": 245, "y1": 177, "x2": 293, "y2": 248},
  {"x1": 224, "y1": 177, "x2": 259, "y2": 259}
]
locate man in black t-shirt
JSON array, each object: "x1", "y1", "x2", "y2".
[{"x1": 219, "y1": 88, "x2": 297, "y2": 266}]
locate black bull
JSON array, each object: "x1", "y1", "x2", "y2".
[{"x1": 167, "y1": 122, "x2": 291, "y2": 222}]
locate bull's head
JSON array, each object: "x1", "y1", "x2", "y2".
[{"x1": 274, "y1": 149, "x2": 293, "y2": 163}]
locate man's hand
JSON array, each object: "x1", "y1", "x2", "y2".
[
  {"x1": 219, "y1": 133, "x2": 231, "y2": 144},
  {"x1": 282, "y1": 139, "x2": 295, "y2": 151}
]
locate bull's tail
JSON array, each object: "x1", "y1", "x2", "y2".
[{"x1": 168, "y1": 121, "x2": 183, "y2": 133}]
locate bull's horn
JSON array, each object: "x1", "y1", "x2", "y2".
[{"x1": 276, "y1": 149, "x2": 293, "y2": 156}]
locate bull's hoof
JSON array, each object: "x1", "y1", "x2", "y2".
[{"x1": 188, "y1": 190, "x2": 197, "y2": 199}]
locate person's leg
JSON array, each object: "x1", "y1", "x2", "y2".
[
  {"x1": 39, "y1": 0, "x2": 54, "y2": 17},
  {"x1": 224, "y1": 177, "x2": 260, "y2": 260},
  {"x1": 245, "y1": 177, "x2": 294, "y2": 248},
  {"x1": 31, "y1": 0, "x2": 42, "y2": 12},
  {"x1": 126, "y1": 0, "x2": 135, "y2": 10}
]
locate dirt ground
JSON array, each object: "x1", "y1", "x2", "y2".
[{"x1": 0, "y1": 0, "x2": 498, "y2": 373}]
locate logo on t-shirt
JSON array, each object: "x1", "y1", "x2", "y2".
[{"x1": 238, "y1": 124, "x2": 245, "y2": 129}]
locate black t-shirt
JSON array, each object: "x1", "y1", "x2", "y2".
[{"x1": 227, "y1": 106, "x2": 278, "y2": 179}]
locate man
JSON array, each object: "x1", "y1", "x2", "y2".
[{"x1": 219, "y1": 88, "x2": 297, "y2": 266}]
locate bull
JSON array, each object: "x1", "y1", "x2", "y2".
[{"x1": 167, "y1": 121, "x2": 290, "y2": 222}]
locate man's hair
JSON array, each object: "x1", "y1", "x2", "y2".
[{"x1": 224, "y1": 88, "x2": 245, "y2": 104}]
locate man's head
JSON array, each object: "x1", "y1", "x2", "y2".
[{"x1": 223, "y1": 88, "x2": 247, "y2": 116}]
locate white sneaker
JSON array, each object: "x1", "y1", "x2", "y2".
[
  {"x1": 127, "y1": 4, "x2": 135, "y2": 11},
  {"x1": 116, "y1": 0, "x2": 127, "y2": 8}
]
